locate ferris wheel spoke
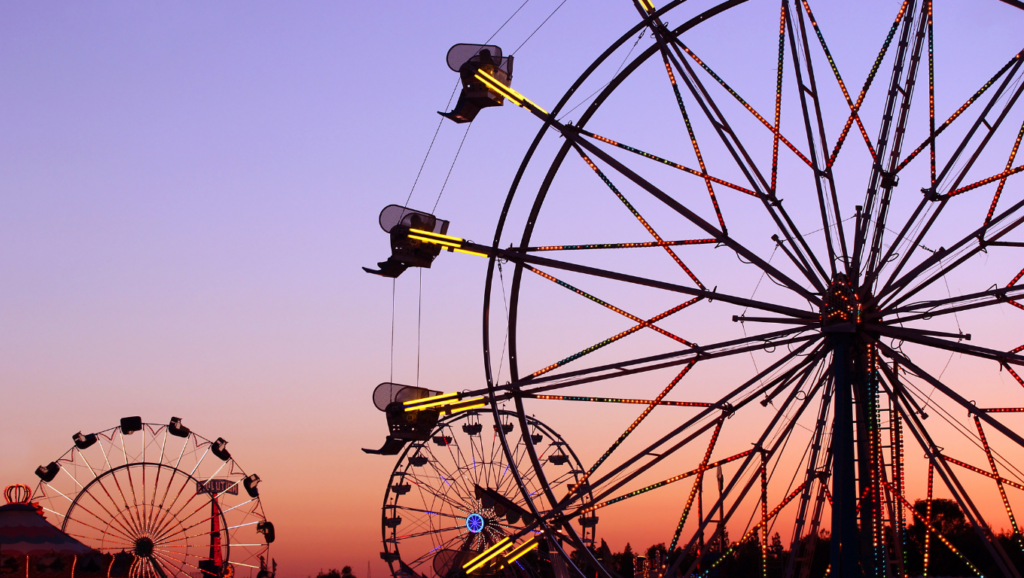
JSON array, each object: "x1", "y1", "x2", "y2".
[
  {"x1": 520, "y1": 238, "x2": 718, "y2": 253},
  {"x1": 875, "y1": 193, "x2": 1024, "y2": 307},
  {"x1": 871, "y1": 284, "x2": 1024, "y2": 326},
  {"x1": 881, "y1": 372, "x2": 1020, "y2": 577},
  {"x1": 932, "y1": 56, "x2": 1024, "y2": 198},
  {"x1": 673, "y1": 368, "x2": 826, "y2": 578},
  {"x1": 568, "y1": 131, "x2": 823, "y2": 302},
  {"x1": 496, "y1": 241, "x2": 819, "y2": 318},
  {"x1": 668, "y1": 37, "x2": 815, "y2": 174},
  {"x1": 72, "y1": 474, "x2": 136, "y2": 538},
  {"x1": 526, "y1": 296, "x2": 702, "y2": 380},
  {"x1": 404, "y1": 531, "x2": 472, "y2": 569},
  {"x1": 665, "y1": 417, "x2": 723, "y2": 553},
  {"x1": 517, "y1": 325, "x2": 816, "y2": 404},
  {"x1": 879, "y1": 345, "x2": 1024, "y2": 454},
  {"x1": 566, "y1": 360, "x2": 698, "y2": 495},
  {"x1": 981, "y1": 119, "x2": 1024, "y2": 228},
  {"x1": 67, "y1": 508, "x2": 137, "y2": 544},
  {"x1": 574, "y1": 345, "x2": 824, "y2": 510},
  {"x1": 405, "y1": 470, "x2": 474, "y2": 513},
  {"x1": 150, "y1": 489, "x2": 202, "y2": 542},
  {"x1": 828, "y1": 0, "x2": 909, "y2": 168},
  {"x1": 524, "y1": 264, "x2": 695, "y2": 346},
  {"x1": 648, "y1": 23, "x2": 834, "y2": 291},
  {"x1": 152, "y1": 463, "x2": 192, "y2": 537},
  {"x1": 576, "y1": 129, "x2": 759, "y2": 199},
  {"x1": 151, "y1": 472, "x2": 206, "y2": 540},
  {"x1": 894, "y1": 45, "x2": 1024, "y2": 177},
  {"x1": 397, "y1": 525, "x2": 467, "y2": 540},
  {"x1": 414, "y1": 446, "x2": 472, "y2": 510},
  {"x1": 856, "y1": 0, "x2": 929, "y2": 278},
  {"x1": 797, "y1": 0, "x2": 876, "y2": 167},
  {"x1": 426, "y1": 436, "x2": 479, "y2": 507},
  {"x1": 104, "y1": 466, "x2": 145, "y2": 538},
  {"x1": 569, "y1": 143, "x2": 707, "y2": 288},
  {"x1": 651, "y1": 47, "x2": 729, "y2": 233},
  {"x1": 393, "y1": 505, "x2": 466, "y2": 522},
  {"x1": 786, "y1": 0, "x2": 850, "y2": 273}
]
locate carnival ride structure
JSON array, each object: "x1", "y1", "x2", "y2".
[
  {"x1": 366, "y1": 1, "x2": 1024, "y2": 576},
  {"x1": 31, "y1": 417, "x2": 275, "y2": 578}
]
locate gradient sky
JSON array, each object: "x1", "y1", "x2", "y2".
[{"x1": 3, "y1": 2, "x2": 1024, "y2": 577}]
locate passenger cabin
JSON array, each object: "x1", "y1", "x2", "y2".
[
  {"x1": 440, "y1": 44, "x2": 513, "y2": 124},
  {"x1": 363, "y1": 205, "x2": 450, "y2": 279},
  {"x1": 363, "y1": 382, "x2": 444, "y2": 455}
]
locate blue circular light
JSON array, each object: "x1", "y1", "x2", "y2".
[{"x1": 466, "y1": 513, "x2": 485, "y2": 533}]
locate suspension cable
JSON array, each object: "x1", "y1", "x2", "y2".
[{"x1": 512, "y1": 0, "x2": 569, "y2": 55}]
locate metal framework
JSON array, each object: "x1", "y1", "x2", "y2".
[
  {"x1": 375, "y1": 1, "x2": 1024, "y2": 577},
  {"x1": 379, "y1": 410, "x2": 595, "y2": 578},
  {"x1": 31, "y1": 419, "x2": 273, "y2": 578}
]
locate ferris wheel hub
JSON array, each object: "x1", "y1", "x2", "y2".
[
  {"x1": 135, "y1": 537, "x2": 155, "y2": 558},
  {"x1": 465, "y1": 513, "x2": 486, "y2": 533}
]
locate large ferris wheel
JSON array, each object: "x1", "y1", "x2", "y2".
[
  {"x1": 32, "y1": 417, "x2": 274, "y2": 578},
  {"x1": 367, "y1": 0, "x2": 1024, "y2": 576}
]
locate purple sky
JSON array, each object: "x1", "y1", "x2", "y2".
[{"x1": 3, "y1": 2, "x2": 1024, "y2": 577}]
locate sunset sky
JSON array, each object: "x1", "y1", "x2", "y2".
[{"x1": 4, "y1": 2, "x2": 1024, "y2": 577}]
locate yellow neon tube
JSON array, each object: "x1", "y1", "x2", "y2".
[
  {"x1": 408, "y1": 228, "x2": 464, "y2": 243},
  {"x1": 403, "y1": 392, "x2": 457, "y2": 406},
  {"x1": 477, "y1": 70, "x2": 550, "y2": 115},
  {"x1": 451, "y1": 401, "x2": 487, "y2": 414},
  {"x1": 405, "y1": 397, "x2": 464, "y2": 412},
  {"x1": 408, "y1": 234, "x2": 461, "y2": 249},
  {"x1": 466, "y1": 540, "x2": 514, "y2": 574},
  {"x1": 454, "y1": 248, "x2": 488, "y2": 258},
  {"x1": 506, "y1": 541, "x2": 540, "y2": 564},
  {"x1": 476, "y1": 70, "x2": 524, "y2": 100},
  {"x1": 463, "y1": 537, "x2": 511, "y2": 570},
  {"x1": 475, "y1": 74, "x2": 521, "y2": 105},
  {"x1": 639, "y1": 0, "x2": 655, "y2": 13}
]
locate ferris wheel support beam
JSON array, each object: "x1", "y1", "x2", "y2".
[
  {"x1": 827, "y1": 335, "x2": 862, "y2": 578},
  {"x1": 879, "y1": 365, "x2": 1021, "y2": 578}
]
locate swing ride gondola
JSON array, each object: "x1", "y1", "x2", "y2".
[{"x1": 366, "y1": 1, "x2": 1024, "y2": 577}]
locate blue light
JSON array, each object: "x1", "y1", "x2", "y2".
[{"x1": 466, "y1": 513, "x2": 485, "y2": 533}]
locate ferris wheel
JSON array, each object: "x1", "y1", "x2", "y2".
[
  {"x1": 32, "y1": 417, "x2": 274, "y2": 578},
  {"x1": 367, "y1": 1, "x2": 1024, "y2": 577},
  {"x1": 366, "y1": 382, "x2": 595, "y2": 578}
]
